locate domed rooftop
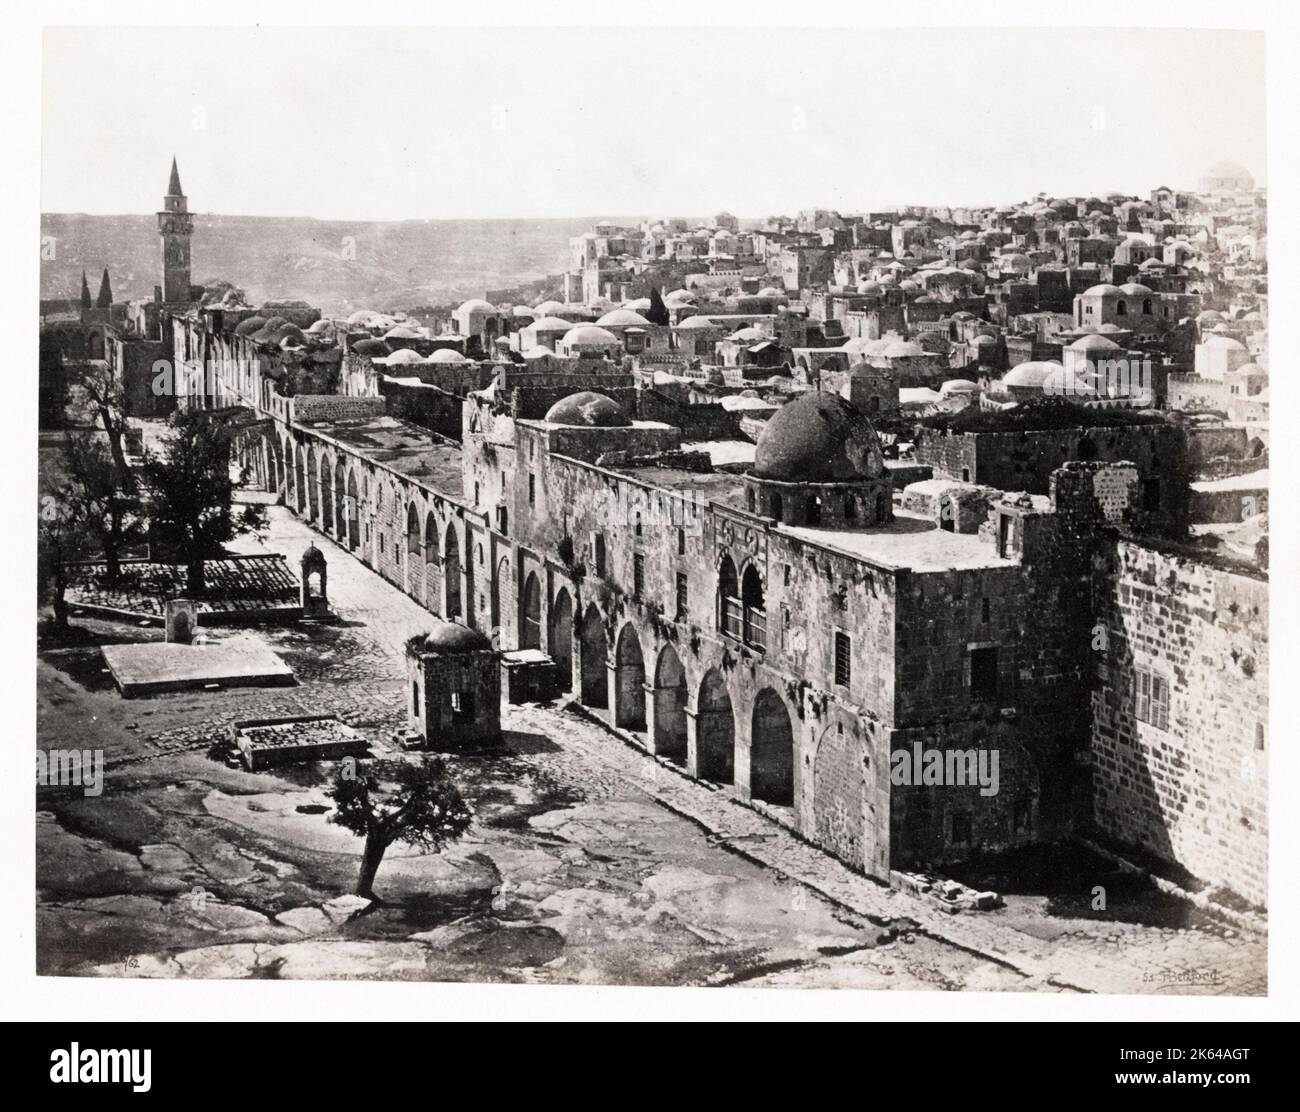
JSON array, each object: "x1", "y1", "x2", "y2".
[
  {"x1": 940, "y1": 379, "x2": 979, "y2": 396},
  {"x1": 1070, "y1": 334, "x2": 1122, "y2": 352},
  {"x1": 730, "y1": 326, "x2": 767, "y2": 342},
  {"x1": 1119, "y1": 282, "x2": 1153, "y2": 296},
  {"x1": 544, "y1": 391, "x2": 631, "y2": 427},
  {"x1": 1003, "y1": 361, "x2": 1060, "y2": 388},
  {"x1": 533, "y1": 300, "x2": 568, "y2": 316},
  {"x1": 596, "y1": 309, "x2": 653, "y2": 329},
  {"x1": 756, "y1": 286, "x2": 785, "y2": 298},
  {"x1": 1084, "y1": 283, "x2": 1123, "y2": 297},
  {"x1": 384, "y1": 348, "x2": 425, "y2": 365},
  {"x1": 562, "y1": 325, "x2": 620, "y2": 349},
  {"x1": 410, "y1": 621, "x2": 493, "y2": 656},
  {"x1": 426, "y1": 348, "x2": 470, "y2": 364},
  {"x1": 528, "y1": 315, "x2": 573, "y2": 332},
  {"x1": 753, "y1": 393, "x2": 884, "y2": 484},
  {"x1": 457, "y1": 298, "x2": 497, "y2": 315},
  {"x1": 1197, "y1": 309, "x2": 1225, "y2": 322},
  {"x1": 1234, "y1": 363, "x2": 1267, "y2": 376},
  {"x1": 1043, "y1": 366, "x2": 1089, "y2": 395},
  {"x1": 675, "y1": 314, "x2": 719, "y2": 330},
  {"x1": 352, "y1": 338, "x2": 390, "y2": 357},
  {"x1": 665, "y1": 289, "x2": 696, "y2": 304}
]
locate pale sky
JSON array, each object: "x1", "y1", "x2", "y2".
[{"x1": 42, "y1": 26, "x2": 1266, "y2": 220}]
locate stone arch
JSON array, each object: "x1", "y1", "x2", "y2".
[
  {"x1": 614, "y1": 622, "x2": 646, "y2": 729},
  {"x1": 345, "y1": 469, "x2": 360, "y2": 551},
  {"x1": 406, "y1": 503, "x2": 421, "y2": 556},
  {"x1": 813, "y1": 723, "x2": 866, "y2": 865},
  {"x1": 296, "y1": 443, "x2": 308, "y2": 514},
  {"x1": 653, "y1": 643, "x2": 687, "y2": 764},
  {"x1": 321, "y1": 453, "x2": 335, "y2": 534},
  {"x1": 717, "y1": 552, "x2": 740, "y2": 637},
  {"x1": 549, "y1": 587, "x2": 573, "y2": 691},
  {"x1": 740, "y1": 561, "x2": 766, "y2": 648},
  {"x1": 334, "y1": 459, "x2": 346, "y2": 537},
  {"x1": 443, "y1": 522, "x2": 462, "y2": 619},
  {"x1": 696, "y1": 669, "x2": 735, "y2": 786},
  {"x1": 306, "y1": 445, "x2": 321, "y2": 522},
  {"x1": 521, "y1": 571, "x2": 543, "y2": 650},
  {"x1": 751, "y1": 687, "x2": 795, "y2": 807},
  {"x1": 579, "y1": 603, "x2": 608, "y2": 708}
]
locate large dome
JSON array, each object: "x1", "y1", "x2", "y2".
[
  {"x1": 562, "y1": 325, "x2": 619, "y2": 350},
  {"x1": 753, "y1": 393, "x2": 884, "y2": 483},
  {"x1": 596, "y1": 309, "x2": 652, "y2": 329},
  {"x1": 457, "y1": 298, "x2": 497, "y2": 315},
  {"x1": 543, "y1": 391, "x2": 631, "y2": 427}
]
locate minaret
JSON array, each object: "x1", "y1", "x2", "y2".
[
  {"x1": 157, "y1": 156, "x2": 194, "y2": 304},
  {"x1": 79, "y1": 270, "x2": 92, "y2": 311},
  {"x1": 96, "y1": 267, "x2": 113, "y2": 309}
]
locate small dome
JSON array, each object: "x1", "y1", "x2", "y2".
[
  {"x1": 426, "y1": 348, "x2": 470, "y2": 364},
  {"x1": 1003, "y1": 361, "x2": 1061, "y2": 388},
  {"x1": 512, "y1": 305, "x2": 536, "y2": 318},
  {"x1": 1197, "y1": 309, "x2": 1225, "y2": 322},
  {"x1": 384, "y1": 325, "x2": 422, "y2": 340},
  {"x1": 544, "y1": 391, "x2": 631, "y2": 427},
  {"x1": 756, "y1": 286, "x2": 785, "y2": 298},
  {"x1": 457, "y1": 298, "x2": 497, "y2": 315},
  {"x1": 1084, "y1": 283, "x2": 1123, "y2": 297},
  {"x1": 730, "y1": 326, "x2": 767, "y2": 342},
  {"x1": 410, "y1": 621, "x2": 493, "y2": 656},
  {"x1": 753, "y1": 393, "x2": 884, "y2": 483},
  {"x1": 234, "y1": 315, "x2": 267, "y2": 336},
  {"x1": 306, "y1": 318, "x2": 332, "y2": 333},
  {"x1": 562, "y1": 325, "x2": 620, "y2": 350},
  {"x1": 1234, "y1": 363, "x2": 1266, "y2": 376},
  {"x1": 533, "y1": 300, "x2": 568, "y2": 316},
  {"x1": 675, "y1": 315, "x2": 719, "y2": 330},
  {"x1": 1119, "y1": 282, "x2": 1153, "y2": 296},
  {"x1": 384, "y1": 347, "x2": 424, "y2": 365},
  {"x1": 940, "y1": 379, "x2": 979, "y2": 396},
  {"x1": 528, "y1": 316, "x2": 574, "y2": 332},
  {"x1": 1070, "y1": 334, "x2": 1122, "y2": 352},
  {"x1": 352, "y1": 338, "x2": 390, "y2": 357},
  {"x1": 596, "y1": 309, "x2": 653, "y2": 329}
]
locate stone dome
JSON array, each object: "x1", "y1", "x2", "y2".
[
  {"x1": 596, "y1": 309, "x2": 653, "y2": 329},
  {"x1": 1070, "y1": 334, "x2": 1122, "y2": 352},
  {"x1": 753, "y1": 393, "x2": 884, "y2": 483},
  {"x1": 384, "y1": 347, "x2": 424, "y2": 365},
  {"x1": 1003, "y1": 361, "x2": 1060, "y2": 388},
  {"x1": 674, "y1": 315, "x2": 719, "y2": 330},
  {"x1": 234, "y1": 315, "x2": 267, "y2": 337},
  {"x1": 562, "y1": 325, "x2": 620, "y2": 350},
  {"x1": 543, "y1": 391, "x2": 631, "y2": 427},
  {"x1": 1084, "y1": 283, "x2": 1123, "y2": 297},
  {"x1": 1119, "y1": 282, "x2": 1153, "y2": 296},
  {"x1": 410, "y1": 621, "x2": 493, "y2": 656},
  {"x1": 352, "y1": 338, "x2": 390, "y2": 357},
  {"x1": 1043, "y1": 366, "x2": 1088, "y2": 395},
  {"x1": 426, "y1": 348, "x2": 470, "y2": 364},
  {"x1": 384, "y1": 325, "x2": 422, "y2": 340},
  {"x1": 940, "y1": 379, "x2": 979, "y2": 396},
  {"x1": 457, "y1": 298, "x2": 496, "y2": 315},
  {"x1": 882, "y1": 340, "x2": 925, "y2": 358},
  {"x1": 528, "y1": 316, "x2": 574, "y2": 332},
  {"x1": 533, "y1": 300, "x2": 568, "y2": 316}
]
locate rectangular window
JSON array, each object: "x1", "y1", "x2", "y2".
[
  {"x1": 450, "y1": 691, "x2": 474, "y2": 723},
  {"x1": 633, "y1": 554, "x2": 645, "y2": 599},
  {"x1": 1134, "y1": 667, "x2": 1169, "y2": 730},
  {"x1": 951, "y1": 811, "x2": 972, "y2": 845},
  {"x1": 834, "y1": 631, "x2": 851, "y2": 686},
  {"x1": 528, "y1": 474, "x2": 536, "y2": 506},
  {"x1": 593, "y1": 533, "x2": 606, "y2": 577},
  {"x1": 676, "y1": 572, "x2": 688, "y2": 619},
  {"x1": 970, "y1": 646, "x2": 998, "y2": 700},
  {"x1": 677, "y1": 527, "x2": 686, "y2": 556},
  {"x1": 1142, "y1": 478, "x2": 1161, "y2": 511}
]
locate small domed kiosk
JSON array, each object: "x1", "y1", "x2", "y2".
[
  {"x1": 745, "y1": 393, "x2": 892, "y2": 527},
  {"x1": 404, "y1": 621, "x2": 501, "y2": 751}
]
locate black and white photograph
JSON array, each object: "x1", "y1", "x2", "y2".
[{"x1": 5, "y1": 0, "x2": 1299, "y2": 1059}]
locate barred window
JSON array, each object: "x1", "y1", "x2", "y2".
[
  {"x1": 633, "y1": 554, "x2": 645, "y2": 599},
  {"x1": 834, "y1": 631, "x2": 851, "y2": 686},
  {"x1": 1134, "y1": 667, "x2": 1169, "y2": 730},
  {"x1": 676, "y1": 572, "x2": 688, "y2": 619}
]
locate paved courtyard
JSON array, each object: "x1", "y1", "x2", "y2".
[{"x1": 35, "y1": 506, "x2": 1267, "y2": 992}]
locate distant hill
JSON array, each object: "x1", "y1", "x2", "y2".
[{"x1": 39, "y1": 213, "x2": 598, "y2": 313}]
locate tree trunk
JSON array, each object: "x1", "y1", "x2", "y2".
[
  {"x1": 186, "y1": 557, "x2": 205, "y2": 598},
  {"x1": 97, "y1": 404, "x2": 136, "y2": 495},
  {"x1": 355, "y1": 834, "x2": 388, "y2": 899},
  {"x1": 105, "y1": 511, "x2": 123, "y2": 584},
  {"x1": 51, "y1": 572, "x2": 69, "y2": 630}
]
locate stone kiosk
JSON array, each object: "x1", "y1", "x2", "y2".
[{"x1": 404, "y1": 622, "x2": 501, "y2": 750}]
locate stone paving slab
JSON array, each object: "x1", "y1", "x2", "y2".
[{"x1": 101, "y1": 636, "x2": 295, "y2": 696}]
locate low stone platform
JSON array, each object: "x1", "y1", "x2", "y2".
[
  {"x1": 101, "y1": 635, "x2": 296, "y2": 697},
  {"x1": 231, "y1": 715, "x2": 369, "y2": 771}
]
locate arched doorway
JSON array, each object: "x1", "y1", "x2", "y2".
[
  {"x1": 521, "y1": 572, "x2": 542, "y2": 650},
  {"x1": 697, "y1": 669, "x2": 734, "y2": 785},
  {"x1": 653, "y1": 644, "x2": 687, "y2": 764},
  {"x1": 717, "y1": 553, "x2": 740, "y2": 638},
  {"x1": 741, "y1": 563, "x2": 766, "y2": 649},
  {"x1": 296, "y1": 444, "x2": 308, "y2": 514},
  {"x1": 443, "y1": 523, "x2": 462, "y2": 619},
  {"x1": 425, "y1": 513, "x2": 440, "y2": 614},
  {"x1": 813, "y1": 723, "x2": 866, "y2": 865},
  {"x1": 320, "y1": 455, "x2": 332, "y2": 533},
  {"x1": 549, "y1": 588, "x2": 573, "y2": 691},
  {"x1": 579, "y1": 604, "x2": 607, "y2": 708},
  {"x1": 614, "y1": 623, "x2": 646, "y2": 729},
  {"x1": 751, "y1": 688, "x2": 795, "y2": 806},
  {"x1": 345, "y1": 470, "x2": 360, "y2": 551}
]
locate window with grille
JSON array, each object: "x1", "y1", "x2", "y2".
[
  {"x1": 633, "y1": 554, "x2": 645, "y2": 599},
  {"x1": 528, "y1": 474, "x2": 535, "y2": 506},
  {"x1": 1134, "y1": 667, "x2": 1169, "y2": 730},
  {"x1": 676, "y1": 572, "x2": 688, "y2": 619},
  {"x1": 834, "y1": 631, "x2": 851, "y2": 686}
]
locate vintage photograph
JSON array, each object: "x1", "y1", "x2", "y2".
[{"x1": 34, "y1": 23, "x2": 1268, "y2": 996}]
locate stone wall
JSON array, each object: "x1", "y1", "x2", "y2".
[
  {"x1": 292, "y1": 395, "x2": 387, "y2": 423},
  {"x1": 1090, "y1": 540, "x2": 1268, "y2": 907}
]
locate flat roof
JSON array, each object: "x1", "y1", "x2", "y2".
[
  {"x1": 299, "y1": 413, "x2": 464, "y2": 499},
  {"x1": 780, "y1": 509, "x2": 1015, "y2": 572}
]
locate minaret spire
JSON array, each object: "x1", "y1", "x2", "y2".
[
  {"x1": 79, "y1": 270, "x2": 92, "y2": 310},
  {"x1": 96, "y1": 267, "x2": 113, "y2": 309},
  {"x1": 167, "y1": 156, "x2": 183, "y2": 197}
]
